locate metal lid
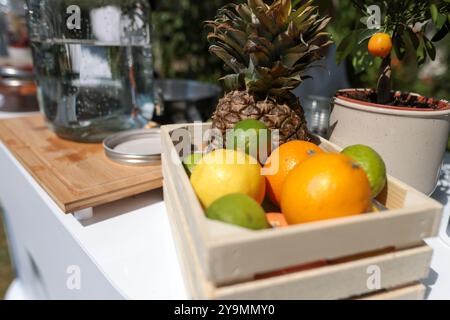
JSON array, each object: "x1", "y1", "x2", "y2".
[{"x1": 103, "y1": 128, "x2": 161, "y2": 165}]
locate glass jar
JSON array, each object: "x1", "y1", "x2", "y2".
[{"x1": 26, "y1": 0, "x2": 155, "y2": 142}]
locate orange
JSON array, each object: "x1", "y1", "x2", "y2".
[
  {"x1": 280, "y1": 153, "x2": 372, "y2": 224},
  {"x1": 263, "y1": 141, "x2": 323, "y2": 206},
  {"x1": 368, "y1": 33, "x2": 392, "y2": 58},
  {"x1": 265, "y1": 212, "x2": 288, "y2": 228}
]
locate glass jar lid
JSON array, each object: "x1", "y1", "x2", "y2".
[{"x1": 103, "y1": 128, "x2": 161, "y2": 166}]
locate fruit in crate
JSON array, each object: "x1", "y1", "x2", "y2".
[
  {"x1": 190, "y1": 149, "x2": 265, "y2": 208},
  {"x1": 182, "y1": 153, "x2": 203, "y2": 177},
  {"x1": 206, "y1": 0, "x2": 332, "y2": 144},
  {"x1": 263, "y1": 140, "x2": 323, "y2": 206},
  {"x1": 281, "y1": 153, "x2": 372, "y2": 224},
  {"x1": 266, "y1": 212, "x2": 288, "y2": 228},
  {"x1": 226, "y1": 119, "x2": 271, "y2": 163},
  {"x1": 206, "y1": 193, "x2": 269, "y2": 230},
  {"x1": 341, "y1": 144, "x2": 387, "y2": 197}
]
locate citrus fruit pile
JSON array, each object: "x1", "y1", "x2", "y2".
[{"x1": 186, "y1": 120, "x2": 387, "y2": 230}]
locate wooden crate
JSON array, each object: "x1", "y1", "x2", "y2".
[
  {"x1": 161, "y1": 123, "x2": 442, "y2": 299},
  {"x1": 357, "y1": 284, "x2": 425, "y2": 300}
]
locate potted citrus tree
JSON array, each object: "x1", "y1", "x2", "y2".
[{"x1": 330, "y1": 0, "x2": 450, "y2": 194}]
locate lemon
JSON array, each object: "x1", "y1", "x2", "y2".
[
  {"x1": 341, "y1": 144, "x2": 387, "y2": 197},
  {"x1": 206, "y1": 193, "x2": 269, "y2": 230},
  {"x1": 190, "y1": 149, "x2": 265, "y2": 208},
  {"x1": 182, "y1": 153, "x2": 203, "y2": 177}
]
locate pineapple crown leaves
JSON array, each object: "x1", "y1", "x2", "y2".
[{"x1": 206, "y1": 0, "x2": 332, "y2": 100}]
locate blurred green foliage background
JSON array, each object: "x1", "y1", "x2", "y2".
[{"x1": 151, "y1": 0, "x2": 449, "y2": 100}]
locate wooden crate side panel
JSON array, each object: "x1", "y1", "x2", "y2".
[
  {"x1": 163, "y1": 183, "x2": 213, "y2": 299},
  {"x1": 161, "y1": 129, "x2": 212, "y2": 274},
  {"x1": 358, "y1": 284, "x2": 425, "y2": 300},
  {"x1": 208, "y1": 206, "x2": 439, "y2": 284},
  {"x1": 213, "y1": 246, "x2": 431, "y2": 300},
  {"x1": 164, "y1": 168, "x2": 431, "y2": 300}
]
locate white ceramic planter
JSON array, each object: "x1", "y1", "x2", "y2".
[{"x1": 329, "y1": 89, "x2": 450, "y2": 195}]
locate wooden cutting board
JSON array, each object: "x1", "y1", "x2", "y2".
[{"x1": 0, "y1": 115, "x2": 162, "y2": 213}]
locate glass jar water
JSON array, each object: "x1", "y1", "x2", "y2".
[{"x1": 26, "y1": 0, "x2": 155, "y2": 142}]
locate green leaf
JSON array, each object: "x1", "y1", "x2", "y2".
[
  {"x1": 248, "y1": 0, "x2": 277, "y2": 35},
  {"x1": 235, "y1": 4, "x2": 252, "y2": 23},
  {"x1": 406, "y1": 28, "x2": 420, "y2": 49},
  {"x1": 432, "y1": 21, "x2": 450, "y2": 42},
  {"x1": 431, "y1": 4, "x2": 439, "y2": 24},
  {"x1": 436, "y1": 13, "x2": 448, "y2": 30},
  {"x1": 393, "y1": 35, "x2": 406, "y2": 60},
  {"x1": 209, "y1": 45, "x2": 245, "y2": 73},
  {"x1": 278, "y1": 0, "x2": 292, "y2": 26},
  {"x1": 287, "y1": 0, "x2": 313, "y2": 24},
  {"x1": 351, "y1": 49, "x2": 373, "y2": 74},
  {"x1": 416, "y1": 38, "x2": 427, "y2": 66},
  {"x1": 207, "y1": 33, "x2": 247, "y2": 64},
  {"x1": 423, "y1": 36, "x2": 436, "y2": 60},
  {"x1": 357, "y1": 28, "x2": 378, "y2": 44},
  {"x1": 336, "y1": 31, "x2": 357, "y2": 65}
]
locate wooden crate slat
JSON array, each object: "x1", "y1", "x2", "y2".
[{"x1": 358, "y1": 283, "x2": 426, "y2": 300}]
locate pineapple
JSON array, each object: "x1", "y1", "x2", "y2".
[{"x1": 206, "y1": 0, "x2": 332, "y2": 144}]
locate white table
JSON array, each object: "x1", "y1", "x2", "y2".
[
  {"x1": 1, "y1": 128, "x2": 450, "y2": 299},
  {"x1": 0, "y1": 141, "x2": 188, "y2": 299}
]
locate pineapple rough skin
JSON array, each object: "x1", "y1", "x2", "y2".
[{"x1": 212, "y1": 90, "x2": 311, "y2": 144}]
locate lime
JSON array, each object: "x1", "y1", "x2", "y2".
[
  {"x1": 341, "y1": 144, "x2": 387, "y2": 197},
  {"x1": 226, "y1": 119, "x2": 271, "y2": 162},
  {"x1": 206, "y1": 193, "x2": 269, "y2": 230},
  {"x1": 182, "y1": 153, "x2": 203, "y2": 176}
]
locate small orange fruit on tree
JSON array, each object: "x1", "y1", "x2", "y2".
[
  {"x1": 336, "y1": 1, "x2": 450, "y2": 104},
  {"x1": 263, "y1": 140, "x2": 323, "y2": 206},
  {"x1": 367, "y1": 32, "x2": 392, "y2": 58},
  {"x1": 280, "y1": 153, "x2": 372, "y2": 225}
]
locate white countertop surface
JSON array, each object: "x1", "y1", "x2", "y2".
[{"x1": 60, "y1": 190, "x2": 189, "y2": 299}]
